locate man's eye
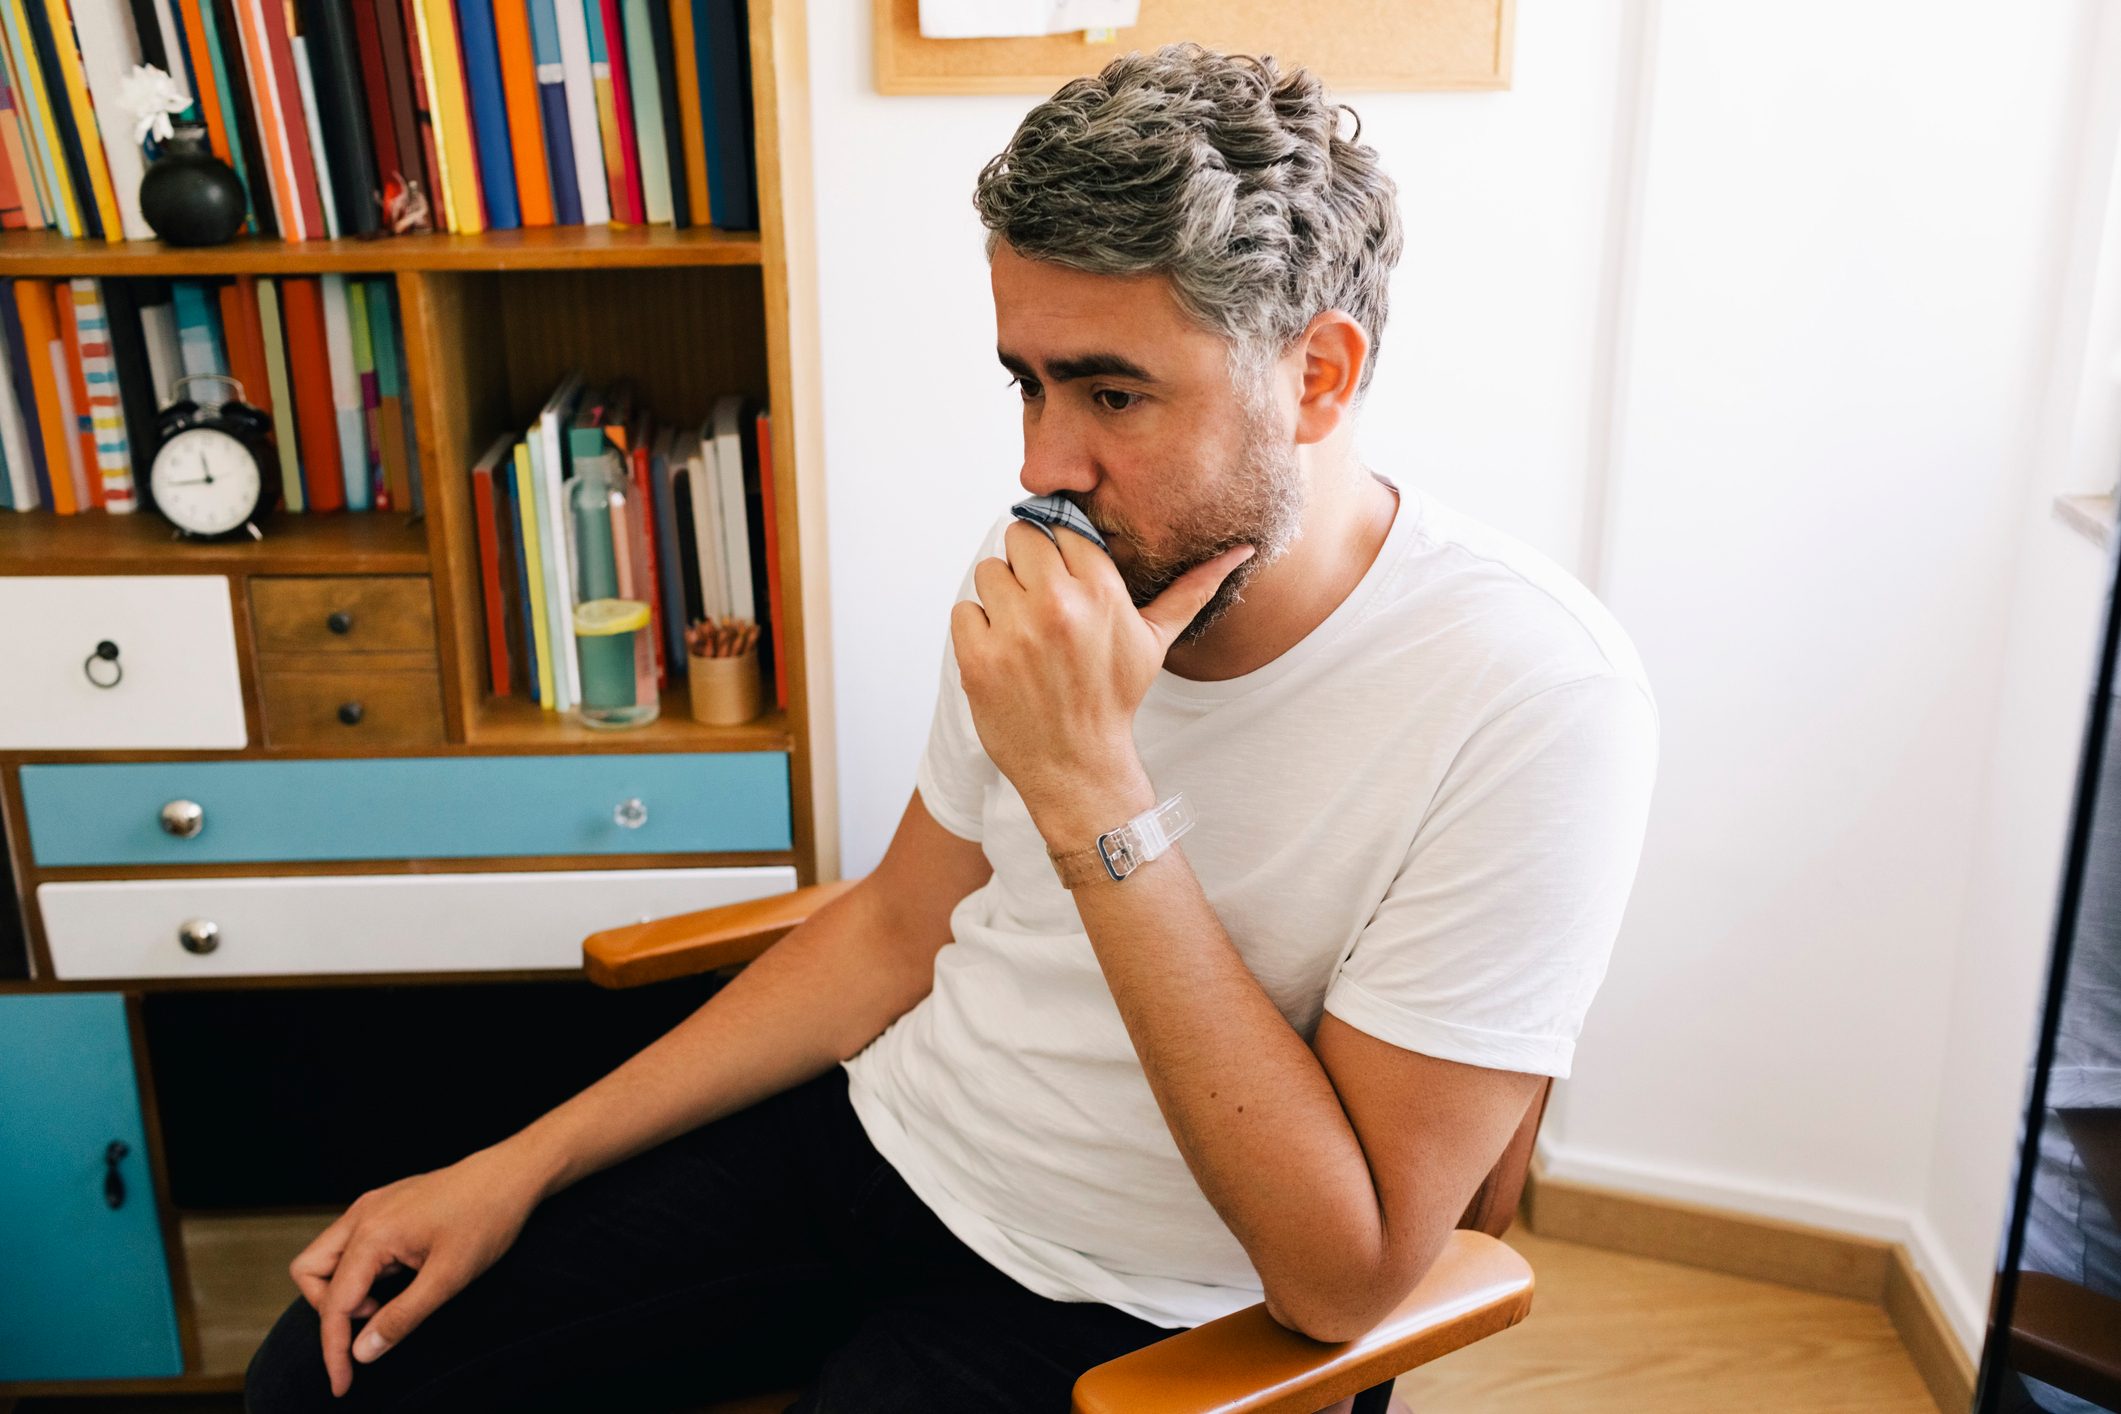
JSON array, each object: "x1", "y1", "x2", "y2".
[
  {"x1": 1007, "y1": 376, "x2": 1043, "y2": 401},
  {"x1": 1094, "y1": 389, "x2": 1139, "y2": 412}
]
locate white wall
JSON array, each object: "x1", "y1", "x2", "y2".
[{"x1": 804, "y1": 0, "x2": 2113, "y2": 1361}]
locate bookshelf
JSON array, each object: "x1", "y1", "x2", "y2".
[{"x1": 0, "y1": 0, "x2": 831, "y2": 1395}]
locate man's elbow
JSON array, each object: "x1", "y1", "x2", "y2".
[{"x1": 1262, "y1": 1246, "x2": 1445, "y2": 1344}]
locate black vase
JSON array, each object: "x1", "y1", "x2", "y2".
[{"x1": 139, "y1": 127, "x2": 247, "y2": 246}]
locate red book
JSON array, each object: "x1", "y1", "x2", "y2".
[
  {"x1": 595, "y1": 0, "x2": 645, "y2": 224},
  {"x1": 278, "y1": 278, "x2": 344, "y2": 511},
  {"x1": 257, "y1": 0, "x2": 329, "y2": 238},
  {"x1": 756, "y1": 409, "x2": 785, "y2": 710},
  {"x1": 471, "y1": 443, "x2": 510, "y2": 694},
  {"x1": 54, "y1": 290, "x2": 102, "y2": 510},
  {"x1": 220, "y1": 279, "x2": 271, "y2": 415},
  {"x1": 349, "y1": 0, "x2": 399, "y2": 193},
  {"x1": 628, "y1": 428, "x2": 665, "y2": 686},
  {"x1": 400, "y1": 0, "x2": 445, "y2": 230}
]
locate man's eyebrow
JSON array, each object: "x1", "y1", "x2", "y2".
[{"x1": 996, "y1": 349, "x2": 1160, "y2": 385}]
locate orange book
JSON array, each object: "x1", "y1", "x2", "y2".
[
  {"x1": 278, "y1": 278, "x2": 344, "y2": 512},
  {"x1": 14, "y1": 281, "x2": 73, "y2": 513},
  {"x1": 177, "y1": 0, "x2": 237, "y2": 169},
  {"x1": 492, "y1": 0, "x2": 552, "y2": 226},
  {"x1": 220, "y1": 278, "x2": 271, "y2": 413},
  {"x1": 669, "y1": 0, "x2": 709, "y2": 225},
  {"x1": 53, "y1": 287, "x2": 101, "y2": 508}
]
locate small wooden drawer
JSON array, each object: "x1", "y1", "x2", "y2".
[
  {"x1": 19, "y1": 753, "x2": 793, "y2": 866},
  {"x1": 38, "y1": 866, "x2": 801, "y2": 980},
  {"x1": 250, "y1": 575, "x2": 437, "y2": 654},
  {"x1": 0, "y1": 575, "x2": 246, "y2": 750},
  {"x1": 260, "y1": 669, "x2": 446, "y2": 748}
]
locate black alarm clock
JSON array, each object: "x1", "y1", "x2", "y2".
[{"x1": 148, "y1": 374, "x2": 280, "y2": 540}]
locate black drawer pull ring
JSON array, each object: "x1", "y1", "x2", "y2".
[
  {"x1": 104, "y1": 1139, "x2": 129, "y2": 1209},
  {"x1": 84, "y1": 640, "x2": 122, "y2": 689}
]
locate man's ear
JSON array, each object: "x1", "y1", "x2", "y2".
[{"x1": 1290, "y1": 310, "x2": 1368, "y2": 446}]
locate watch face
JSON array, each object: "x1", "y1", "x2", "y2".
[{"x1": 150, "y1": 427, "x2": 264, "y2": 537}]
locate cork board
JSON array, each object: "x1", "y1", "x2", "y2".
[{"x1": 874, "y1": 0, "x2": 1515, "y2": 95}]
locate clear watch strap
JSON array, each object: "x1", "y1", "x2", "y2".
[{"x1": 1097, "y1": 792, "x2": 1197, "y2": 882}]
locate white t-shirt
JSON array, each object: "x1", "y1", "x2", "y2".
[{"x1": 842, "y1": 476, "x2": 1659, "y2": 1328}]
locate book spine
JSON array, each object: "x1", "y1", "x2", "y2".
[
  {"x1": 289, "y1": 36, "x2": 340, "y2": 237},
  {"x1": 697, "y1": 0, "x2": 751, "y2": 229},
  {"x1": 279, "y1": 277, "x2": 343, "y2": 511},
  {"x1": 49, "y1": 286, "x2": 92, "y2": 508},
  {"x1": 400, "y1": 0, "x2": 446, "y2": 230},
  {"x1": 548, "y1": 0, "x2": 605, "y2": 224},
  {"x1": 668, "y1": 0, "x2": 706, "y2": 225},
  {"x1": 371, "y1": 0, "x2": 430, "y2": 224},
  {"x1": 0, "y1": 281, "x2": 38, "y2": 508},
  {"x1": 756, "y1": 408, "x2": 783, "y2": 708},
  {"x1": 492, "y1": 0, "x2": 551, "y2": 225},
  {"x1": 620, "y1": 0, "x2": 669, "y2": 224},
  {"x1": 256, "y1": 0, "x2": 326, "y2": 238},
  {"x1": 346, "y1": 279, "x2": 382, "y2": 507},
  {"x1": 318, "y1": 274, "x2": 367, "y2": 509},
  {"x1": 70, "y1": 0, "x2": 154, "y2": 240},
  {"x1": 71, "y1": 280, "x2": 135, "y2": 512},
  {"x1": 644, "y1": 0, "x2": 683, "y2": 227},
  {"x1": 40, "y1": 0, "x2": 121, "y2": 240},
  {"x1": 455, "y1": 0, "x2": 517, "y2": 229},
  {"x1": 7, "y1": 0, "x2": 81, "y2": 236},
  {"x1": 525, "y1": 0, "x2": 578, "y2": 224},
  {"x1": 255, "y1": 277, "x2": 304, "y2": 512},
  {"x1": 227, "y1": 0, "x2": 295, "y2": 237},
  {"x1": 594, "y1": 0, "x2": 641, "y2": 223},
  {"x1": 300, "y1": 0, "x2": 381, "y2": 237},
  {"x1": 513, "y1": 439, "x2": 551, "y2": 706}
]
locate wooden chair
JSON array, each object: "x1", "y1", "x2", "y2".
[{"x1": 583, "y1": 881, "x2": 1547, "y2": 1414}]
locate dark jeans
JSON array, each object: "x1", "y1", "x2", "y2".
[{"x1": 244, "y1": 1067, "x2": 1173, "y2": 1413}]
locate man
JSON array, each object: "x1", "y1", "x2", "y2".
[{"x1": 246, "y1": 42, "x2": 1657, "y2": 1413}]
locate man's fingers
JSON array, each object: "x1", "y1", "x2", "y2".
[
  {"x1": 1139, "y1": 544, "x2": 1255, "y2": 648},
  {"x1": 318, "y1": 1242, "x2": 392, "y2": 1397},
  {"x1": 353, "y1": 1259, "x2": 464, "y2": 1365}
]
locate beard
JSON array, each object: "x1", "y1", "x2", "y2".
[{"x1": 1067, "y1": 395, "x2": 1307, "y2": 647}]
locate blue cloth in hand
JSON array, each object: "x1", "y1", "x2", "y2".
[{"x1": 1011, "y1": 495, "x2": 1109, "y2": 552}]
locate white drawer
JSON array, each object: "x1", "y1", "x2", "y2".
[
  {"x1": 38, "y1": 866, "x2": 800, "y2": 980},
  {"x1": 0, "y1": 576, "x2": 247, "y2": 749}
]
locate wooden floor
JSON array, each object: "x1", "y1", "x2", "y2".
[
  {"x1": 5, "y1": 1225, "x2": 1945, "y2": 1413},
  {"x1": 1395, "y1": 1226, "x2": 1943, "y2": 1413}
]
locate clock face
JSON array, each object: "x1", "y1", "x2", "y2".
[{"x1": 150, "y1": 427, "x2": 264, "y2": 537}]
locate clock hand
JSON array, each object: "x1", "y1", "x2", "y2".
[{"x1": 162, "y1": 477, "x2": 214, "y2": 487}]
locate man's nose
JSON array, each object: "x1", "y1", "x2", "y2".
[{"x1": 1019, "y1": 405, "x2": 1099, "y2": 498}]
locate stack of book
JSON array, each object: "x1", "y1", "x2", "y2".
[
  {"x1": 0, "y1": 273, "x2": 419, "y2": 514},
  {"x1": 0, "y1": 0, "x2": 757, "y2": 241},
  {"x1": 471, "y1": 379, "x2": 784, "y2": 716}
]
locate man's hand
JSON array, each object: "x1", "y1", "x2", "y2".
[
  {"x1": 288, "y1": 1145, "x2": 548, "y2": 1397},
  {"x1": 951, "y1": 519, "x2": 1252, "y2": 824}
]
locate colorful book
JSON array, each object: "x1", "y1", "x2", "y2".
[
  {"x1": 694, "y1": 0, "x2": 752, "y2": 228},
  {"x1": 400, "y1": 0, "x2": 446, "y2": 230},
  {"x1": 278, "y1": 277, "x2": 342, "y2": 511},
  {"x1": 547, "y1": 0, "x2": 604, "y2": 224},
  {"x1": 348, "y1": 0, "x2": 398, "y2": 191},
  {"x1": 184, "y1": 0, "x2": 254, "y2": 231},
  {"x1": 371, "y1": 0, "x2": 431, "y2": 222},
  {"x1": 70, "y1": 280, "x2": 135, "y2": 513},
  {"x1": 365, "y1": 276, "x2": 409, "y2": 510},
  {"x1": 491, "y1": 452, "x2": 527, "y2": 692},
  {"x1": 289, "y1": 34, "x2": 340, "y2": 237},
  {"x1": 52, "y1": 285, "x2": 96, "y2": 506},
  {"x1": 4, "y1": 0, "x2": 81, "y2": 236},
  {"x1": 582, "y1": 0, "x2": 628, "y2": 222},
  {"x1": 218, "y1": 276, "x2": 268, "y2": 413},
  {"x1": 492, "y1": 0, "x2": 551, "y2": 226},
  {"x1": 301, "y1": 0, "x2": 380, "y2": 237},
  {"x1": 0, "y1": 280, "x2": 52, "y2": 509},
  {"x1": 593, "y1": 0, "x2": 642, "y2": 222},
  {"x1": 33, "y1": 0, "x2": 118, "y2": 239},
  {"x1": 669, "y1": 0, "x2": 708, "y2": 225},
  {"x1": 210, "y1": 0, "x2": 272, "y2": 233},
  {"x1": 511, "y1": 437, "x2": 551, "y2": 705},
  {"x1": 0, "y1": 285, "x2": 36, "y2": 509},
  {"x1": 756, "y1": 408, "x2": 783, "y2": 707},
  {"x1": 644, "y1": 0, "x2": 685, "y2": 227},
  {"x1": 456, "y1": 0, "x2": 518, "y2": 229},
  {"x1": 318, "y1": 275, "x2": 367, "y2": 509},
  {"x1": 228, "y1": 0, "x2": 295, "y2": 236},
  {"x1": 472, "y1": 432, "x2": 514, "y2": 693},
  {"x1": 620, "y1": 0, "x2": 669, "y2": 224},
  {"x1": 253, "y1": 0, "x2": 327, "y2": 238},
  {"x1": 710, "y1": 393, "x2": 752, "y2": 619},
  {"x1": 417, "y1": 0, "x2": 483, "y2": 232},
  {"x1": 347, "y1": 280, "x2": 382, "y2": 506},
  {"x1": 70, "y1": 0, "x2": 155, "y2": 240},
  {"x1": 255, "y1": 277, "x2": 303, "y2": 511},
  {"x1": 525, "y1": 0, "x2": 579, "y2": 225},
  {"x1": 170, "y1": 280, "x2": 227, "y2": 378},
  {"x1": 99, "y1": 280, "x2": 161, "y2": 481},
  {"x1": 534, "y1": 373, "x2": 582, "y2": 708},
  {"x1": 0, "y1": 59, "x2": 46, "y2": 228}
]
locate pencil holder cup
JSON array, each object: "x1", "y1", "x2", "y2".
[{"x1": 688, "y1": 646, "x2": 764, "y2": 725}]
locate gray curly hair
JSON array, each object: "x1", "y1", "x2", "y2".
[{"x1": 973, "y1": 43, "x2": 1403, "y2": 399}]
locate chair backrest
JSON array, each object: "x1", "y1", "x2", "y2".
[{"x1": 1453, "y1": 1077, "x2": 1552, "y2": 1237}]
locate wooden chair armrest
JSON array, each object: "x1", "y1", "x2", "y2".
[
  {"x1": 1070, "y1": 1229, "x2": 1533, "y2": 1414},
  {"x1": 2011, "y1": 1271, "x2": 2121, "y2": 1409},
  {"x1": 582, "y1": 880, "x2": 859, "y2": 989}
]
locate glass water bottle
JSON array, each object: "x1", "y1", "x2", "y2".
[{"x1": 568, "y1": 447, "x2": 659, "y2": 729}]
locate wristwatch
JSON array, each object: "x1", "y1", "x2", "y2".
[{"x1": 1047, "y1": 793, "x2": 1197, "y2": 887}]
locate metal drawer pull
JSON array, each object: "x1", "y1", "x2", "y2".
[
  {"x1": 178, "y1": 918, "x2": 220, "y2": 955},
  {"x1": 614, "y1": 798, "x2": 649, "y2": 830},
  {"x1": 328, "y1": 610, "x2": 354, "y2": 635},
  {"x1": 160, "y1": 799, "x2": 206, "y2": 838},
  {"x1": 104, "y1": 1140, "x2": 129, "y2": 1209},
  {"x1": 84, "y1": 639, "x2": 122, "y2": 688},
  {"x1": 338, "y1": 701, "x2": 365, "y2": 726}
]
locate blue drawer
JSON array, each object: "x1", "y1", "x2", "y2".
[
  {"x1": 0, "y1": 993, "x2": 183, "y2": 1381},
  {"x1": 21, "y1": 754, "x2": 792, "y2": 866}
]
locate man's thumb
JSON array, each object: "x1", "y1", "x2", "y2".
[{"x1": 1140, "y1": 544, "x2": 1255, "y2": 644}]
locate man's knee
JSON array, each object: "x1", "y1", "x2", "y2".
[{"x1": 244, "y1": 1295, "x2": 336, "y2": 1414}]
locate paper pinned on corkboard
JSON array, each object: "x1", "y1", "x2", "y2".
[
  {"x1": 877, "y1": 0, "x2": 1515, "y2": 96},
  {"x1": 918, "y1": 0, "x2": 1141, "y2": 40}
]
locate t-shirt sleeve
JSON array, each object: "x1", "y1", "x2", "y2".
[
  {"x1": 913, "y1": 524, "x2": 1007, "y2": 843},
  {"x1": 1322, "y1": 672, "x2": 1659, "y2": 1079}
]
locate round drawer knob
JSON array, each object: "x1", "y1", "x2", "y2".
[
  {"x1": 327, "y1": 611, "x2": 355, "y2": 636},
  {"x1": 177, "y1": 918, "x2": 220, "y2": 955},
  {"x1": 159, "y1": 799, "x2": 205, "y2": 839},
  {"x1": 613, "y1": 798, "x2": 648, "y2": 830},
  {"x1": 84, "y1": 640, "x2": 123, "y2": 689},
  {"x1": 338, "y1": 701, "x2": 365, "y2": 726}
]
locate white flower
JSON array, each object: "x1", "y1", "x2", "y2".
[{"x1": 121, "y1": 64, "x2": 192, "y2": 147}]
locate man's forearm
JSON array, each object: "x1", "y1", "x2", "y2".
[
  {"x1": 1035, "y1": 771, "x2": 1404, "y2": 1337},
  {"x1": 497, "y1": 882, "x2": 936, "y2": 1203}
]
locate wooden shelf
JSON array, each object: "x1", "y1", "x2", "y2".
[
  {"x1": 0, "y1": 225, "x2": 764, "y2": 276},
  {"x1": 468, "y1": 691, "x2": 794, "y2": 753},
  {"x1": 0, "y1": 509, "x2": 429, "y2": 575}
]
